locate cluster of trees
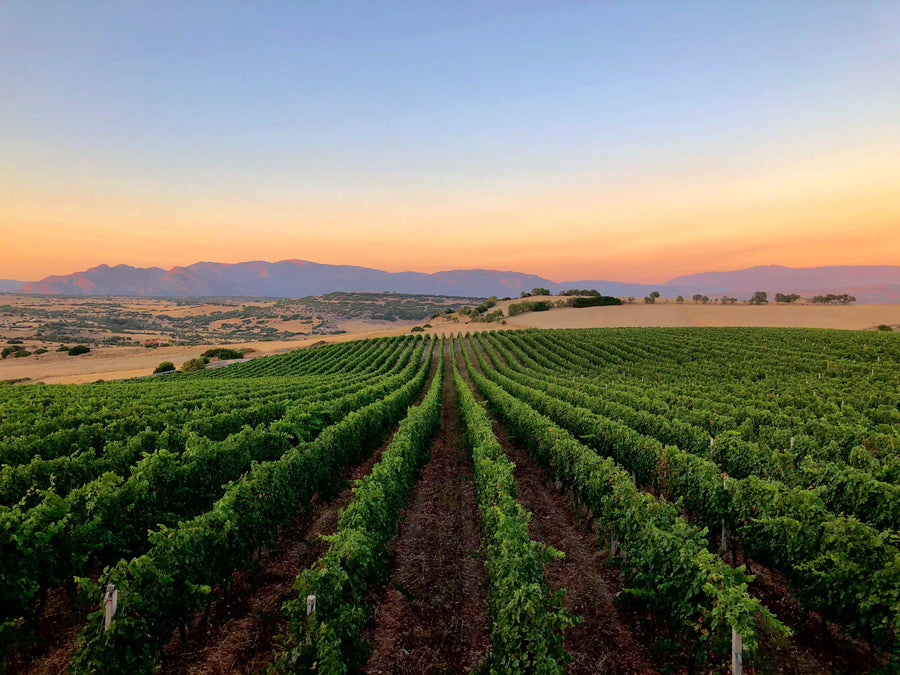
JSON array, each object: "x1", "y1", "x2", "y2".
[
  {"x1": 466, "y1": 296, "x2": 498, "y2": 314},
  {"x1": 520, "y1": 287, "x2": 551, "y2": 297},
  {"x1": 201, "y1": 347, "x2": 244, "y2": 360},
  {"x1": 691, "y1": 294, "x2": 711, "y2": 304},
  {"x1": 470, "y1": 309, "x2": 504, "y2": 323},
  {"x1": 508, "y1": 300, "x2": 552, "y2": 316},
  {"x1": 643, "y1": 291, "x2": 660, "y2": 304},
  {"x1": 775, "y1": 293, "x2": 802, "y2": 304},
  {"x1": 560, "y1": 288, "x2": 601, "y2": 296},
  {"x1": 1, "y1": 346, "x2": 28, "y2": 359},
  {"x1": 811, "y1": 293, "x2": 856, "y2": 305}
]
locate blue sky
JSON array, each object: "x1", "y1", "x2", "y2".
[{"x1": 2, "y1": 1, "x2": 899, "y2": 281}]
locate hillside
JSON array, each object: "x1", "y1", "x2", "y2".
[{"x1": 16, "y1": 261, "x2": 900, "y2": 303}]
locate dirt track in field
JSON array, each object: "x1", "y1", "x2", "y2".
[{"x1": 362, "y1": 340, "x2": 490, "y2": 674}]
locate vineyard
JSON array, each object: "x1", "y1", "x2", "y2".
[{"x1": 2, "y1": 327, "x2": 899, "y2": 674}]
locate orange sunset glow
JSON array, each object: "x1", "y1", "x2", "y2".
[{"x1": 2, "y1": 2, "x2": 899, "y2": 284}]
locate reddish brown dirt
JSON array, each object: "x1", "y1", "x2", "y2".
[
  {"x1": 722, "y1": 550, "x2": 881, "y2": 675},
  {"x1": 458, "y1": 337, "x2": 658, "y2": 674},
  {"x1": 467, "y1": 336, "x2": 885, "y2": 674},
  {"x1": 156, "y1": 444, "x2": 386, "y2": 674},
  {"x1": 495, "y1": 431, "x2": 659, "y2": 675},
  {"x1": 157, "y1": 353, "x2": 441, "y2": 674},
  {"x1": 362, "y1": 340, "x2": 490, "y2": 674},
  {"x1": 13, "y1": 584, "x2": 91, "y2": 675}
]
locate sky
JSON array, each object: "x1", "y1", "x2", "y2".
[{"x1": 2, "y1": 1, "x2": 899, "y2": 283}]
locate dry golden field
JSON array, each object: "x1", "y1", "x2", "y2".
[{"x1": 2, "y1": 299, "x2": 898, "y2": 385}]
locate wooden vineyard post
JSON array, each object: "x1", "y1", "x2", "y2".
[
  {"x1": 103, "y1": 583, "x2": 118, "y2": 631},
  {"x1": 610, "y1": 535, "x2": 618, "y2": 557},
  {"x1": 306, "y1": 594, "x2": 316, "y2": 620},
  {"x1": 731, "y1": 627, "x2": 743, "y2": 675},
  {"x1": 720, "y1": 475, "x2": 728, "y2": 552}
]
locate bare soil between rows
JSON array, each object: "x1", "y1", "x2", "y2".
[
  {"x1": 362, "y1": 340, "x2": 490, "y2": 674},
  {"x1": 458, "y1": 337, "x2": 660, "y2": 674},
  {"x1": 14, "y1": 351, "x2": 438, "y2": 675}
]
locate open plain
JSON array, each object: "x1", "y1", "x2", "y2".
[{"x1": 2, "y1": 298, "x2": 898, "y2": 384}]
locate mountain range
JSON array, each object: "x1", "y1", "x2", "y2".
[{"x1": 9, "y1": 261, "x2": 900, "y2": 303}]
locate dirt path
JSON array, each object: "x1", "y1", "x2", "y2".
[
  {"x1": 362, "y1": 340, "x2": 490, "y2": 674},
  {"x1": 457, "y1": 336, "x2": 659, "y2": 674}
]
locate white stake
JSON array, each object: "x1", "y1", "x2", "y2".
[
  {"x1": 731, "y1": 628, "x2": 743, "y2": 675},
  {"x1": 306, "y1": 594, "x2": 316, "y2": 617},
  {"x1": 103, "y1": 584, "x2": 118, "y2": 631}
]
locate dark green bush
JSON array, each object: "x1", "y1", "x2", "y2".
[
  {"x1": 571, "y1": 295, "x2": 622, "y2": 308},
  {"x1": 153, "y1": 361, "x2": 176, "y2": 374},
  {"x1": 201, "y1": 348, "x2": 243, "y2": 360},
  {"x1": 876, "y1": 324, "x2": 894, "y2": 332},
  {"x1": 181, "y1": 358, "x2": 206, "y2": 372},
  {"x1": 67, "y1": 345, "x2": 91, "y2": 356}
]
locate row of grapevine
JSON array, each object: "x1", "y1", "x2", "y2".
[
  {"x1": 67, "y1": 340, "x2": 436, "y2": 673},
  {"x1": 482, "y1": 330, "x2": 900, "y2": 533},
  {"x1": 0, "y1": 336, "x2": 426, "y2": 660},
  {"x1": 451, "y1": 342, "x2": 576, "y2": 673},
  {"x1": 473, "y1": 329, "x2": 900, "y2": 665},
  {"x1": 275, "y1": 340, "x2": 444, "y2": 672},
  {"x1": 459, "y1": 339, "x2": 784, "y2": 670}
]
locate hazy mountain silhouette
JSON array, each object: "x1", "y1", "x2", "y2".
[
  {"x1": 0, "y1": 279, "x2": 26, "y2": 292},
  {"x1": 15, "y1": 261, "x2": 900, "y2": 303}
]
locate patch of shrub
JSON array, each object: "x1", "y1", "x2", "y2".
[
  {"x1": 508, "y1": 300, "x2": 552, "y2": 316},
  {"x1": 6, "y1": 339, "x2": 23, "y2": 345},
  {"x1": 153, "y1": 361, "x2": 176, "y2": 374},
  {"x1": 571, "y1": 295, "x2": 623, "y2": 308},
  {"x1": 181, "y1": 358, "x2": 206, "y2": 372},
  {"x1": 201, "y1": 347, "x2": 243, "y2": 360},
  {"x1": 57, "y1": 345, "x2": 69, "y2": 352},
  {"x1": 410, "y1": 326, "x2": 425, "y2": 332},
  {"x1": 33, "y1": 348, "x2": 48, "y2": 355},
  {"x1": 67, "y1": 345, "x2": 91, "y2": 356},
  {"x1": 876, "y1": 324, "x2": 894, "y2": 332},
  {"x1": 2, "y1": 346, "x2": 29, "y2": 359}
]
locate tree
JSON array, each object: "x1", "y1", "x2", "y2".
[
  {"x1": 676, "y1": 295, "x2": 684, "y2": 304},
  {"x1": 692, "y1": 294, "x2": 704, "y2": 304},
  {"x1": 720, "y1": 296, "x2": 738, "y2": 305},
  {"x1": 67, "y1": 345, "x2": 91, "y2": 356},
  {"x1": 748, "y1": 291, "x2": 768, "y2": 305},
  {"x1": 531, "y1": 287, "x2": 551, "y2": 297},
  {"x1": 182, "y1": 358, "x2": 206, "y2": 372},
  {"x1": 153, "y1": 361, "x2": 175, "y2": 374},
  {"x1": 775, "y1": 293, "x2": 801, "y2": 304},
  {"x1": 644, "y1": 291, "x2": 661, "y2": 304}
]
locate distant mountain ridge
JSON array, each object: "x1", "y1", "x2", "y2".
[
  {"x1": 0, "y1": 279, "x2": 26, "y2": 293},
  {"x1": 14, "y1": 261, "x2": 900, "y2": 303}
]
